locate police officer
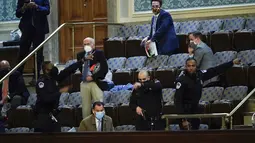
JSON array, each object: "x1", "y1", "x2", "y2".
[
  {"x1": 34, "y1": 60, "x2": 83, "y2": 132},
  {"x1": 129, "y1": 70, "x2": 164, "y2": 131},
  {"x1": 174, "y1": 58, "x2": 241, "y2": 130}
]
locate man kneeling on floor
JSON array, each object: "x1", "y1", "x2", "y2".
[{"x1": 78, "y1": 101, "x2": 114, "y2": 132}]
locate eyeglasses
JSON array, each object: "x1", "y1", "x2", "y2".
[{"x1": 152, "y1": 5, "x2": 160, "y2": 8}]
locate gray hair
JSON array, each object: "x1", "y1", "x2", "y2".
[
  {"x1": 138, "y1": 70, "x2": 149, "y2": 77},
  {"x1": 84, "y1": 37, "x2": 95, "y2": 46}
]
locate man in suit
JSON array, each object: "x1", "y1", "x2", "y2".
[
  {"x1": 188, "y1": 31, "x2": 218, "y2": 86},
  {"x1": 78, "y1": 101, "x2": 114, "y2": 132},
  {"x1": 77, "y1": 37, "x2": 108, "y2": 119},
  {"x1": 0, "y1": 60, "x2": 30, "y2": 108},
  {"x1": 144, "y1": 0, "x2": 179, "y2": 55},
  {"x1": 188, "y1": 31, "x2": 216, "y2": 70},
  {"x1": 16, "y1": 0, "x2": 50, "y2": 85}
]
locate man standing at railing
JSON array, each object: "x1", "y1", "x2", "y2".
[
  {"x1": 16, "y1": 0, "x2": 50, "y2": 85},
  {"x1": 174, "y1": 58, "x2": 241, "y2": 130}
]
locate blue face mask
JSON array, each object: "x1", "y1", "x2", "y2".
[{"x1": 95, "y1": 111, "x2": 105, "y2": 120}]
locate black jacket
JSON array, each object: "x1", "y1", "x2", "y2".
[
  {"x1": 77, "y1": 50, "x2": 108, "y2": 90},
  {"x1": 35, "y1": 61, "x2": 83, "y2": 113},
  {"x1": 130, "y1": 80, "x2": 163, "y2": 117},
  {"x1": 0, "y1": 70, "x2": 30, "y2": 102},
  {"x1": 174, "y1": 61, "x2": 234, "y2": 113},
  {"x1": 16, "y1": 0, "x2": 50, "y2": 34}
]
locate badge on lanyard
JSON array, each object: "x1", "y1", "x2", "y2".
[
  {"x1": 38, "y1": 82, "x2": 44, "y2": 88},
  {"x1": 176, "y1": 82, "x2": 182, "y2": 89}
]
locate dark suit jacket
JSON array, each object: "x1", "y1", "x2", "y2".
[
  {"x1": 77, "y1": 50, "x2": 108, "y2": 89},
  {"x1": 0, "y1": 70, "x2": 30, "y2": 101},
  {"x1": 78, "y1": 114, "x2": 114, "y2": 132},
  {"x1": 16, "y1": 0, "x2": 50, "y2": 34},
  {"x1": 148, "y1": 9, "x2": 179, "y2": 55}
]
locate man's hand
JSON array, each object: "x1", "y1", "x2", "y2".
[
  {"x1": 233, "y1": 58, "x2": 241, "y2": 65},
  {"x1": 85, "y1": 54, "x2": 94, "y2": 60},
  {"x1": 21, "y1": 3, "x2": 29, "y2": 12},
  {"x1": 188, "y1": 47, "x2": 194, "y2": 55},
  {"x1": 86, "y1": 76, "x2": 93, "y2": 82},
  {"x1": 59, "y1": 86, "x2": 69, "y2": 93},
  {"x1": 27, "y1": 2, "x2": 38, "y2": 9},
  {"x1": 136, "y1": 106, "x2": 143, "y2": 116},
  {"x1": 146, "y1": 40, "x2": 151, "y2": 46},
  {"x1": 133, "y1": 82, "x2": 142, "y2": 90}
]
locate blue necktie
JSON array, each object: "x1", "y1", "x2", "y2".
[{"x1": 82, "y1": 52, "x2": 90, "y2": 81}]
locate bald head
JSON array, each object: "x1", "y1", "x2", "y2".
[
  {"x1": 83, "y1": 37, "x2": 95, "y2": 49},
  {"x1": 138, "y1": 70, "x2": 150, "y2": 83},
  {"x1": 0, "y1": 60, "x2": 10, "y2": 70}
]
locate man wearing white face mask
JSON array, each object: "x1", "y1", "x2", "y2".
[
  {"x1": 77, "y1": 37, "x2": 109, "y2": 119},
  {"x1": 188, "y1": 32, "x2": 218, "y2": 87},
  {"x1": 142, "y1": 0, "x2": 179, "y2": 55},
  {"x1": 78, "y1": 101, "x2": 113, "y2": 132}
]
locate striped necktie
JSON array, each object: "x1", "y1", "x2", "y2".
[
  {"x1": 97, "y1": 120, "x2": 102, "y2": 131},
  {"x1": 82, "y1": 60, "x2": 90, "y2": 81}
]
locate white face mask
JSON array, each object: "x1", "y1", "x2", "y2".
[
  {"x1": 84, "y1": 45, "x2": 92, "y2": 52},
  {"x1": 190, "y1": 40, "x2": 197, "y2": 45}
]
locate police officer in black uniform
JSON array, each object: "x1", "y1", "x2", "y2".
[
  {"x1": 34, "y1": 60, "x2": 83, "y2": 132},
  {"x1": 130, "y1": 70, "x2": 164, "y2": 131},
  {"x1": 174, "y1": 58, "x2": 241, "y2": 130}
]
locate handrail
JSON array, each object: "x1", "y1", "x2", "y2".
[
  {"x1": 162, "y1": 113, "x2": 229, "y2": 131},
  {"x1": 0, "y1": 22, "x2": 124, "y2": 84},
  {"x1": 65, "y1": 22, "x2": 124, "y2": 26},
  {"x1": 229, "y1": 88, "x2": 255, "y2": 117},
  {"x1": 162, "y1": 113, "x2": 229, "y2": 119}
]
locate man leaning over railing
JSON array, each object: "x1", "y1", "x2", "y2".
[{"x1": 174, "y1": 57, "x2": 241, "y2": 130}]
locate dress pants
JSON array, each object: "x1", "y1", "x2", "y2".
[
  {"x1": 80, "y1": 81, "x2": 103, "y2": 119},
  {"x1": 34, "y1": 113, "x2": 61, "y2": 133},
  {"x1": 18, "y1": 26, "x2": 45, "y2": 79}
]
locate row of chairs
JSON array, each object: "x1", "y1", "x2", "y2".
[
  {"x1": 7, "y1": 86, "x2": 248, "y2": 129},
  {"x1": 105, "y1": 50, "x2": 255, "y2": 87},
  {"x1": 3, "y1": 124, "x2": 210, "y2": 133},
  {"x1": 104, "y1": 17, "x2": 255, "y2": 58},
  {"x1": 65, "y1": 50, "x2": 255, "y2": 92}
]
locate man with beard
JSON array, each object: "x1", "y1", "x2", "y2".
[{"x1": 174, "y1": 58, "x2": 241, "y2": 130}]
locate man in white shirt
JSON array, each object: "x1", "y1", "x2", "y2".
[{"x1": 78, "y1": 101, "x2": 114, "y2": 132}]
